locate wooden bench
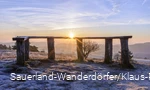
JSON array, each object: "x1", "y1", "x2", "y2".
[{"x1": 13, "y1": 36, "x2": 133, "y2": 68}]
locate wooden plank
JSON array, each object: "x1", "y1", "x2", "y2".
[
  {"x1": 47, "y1": 38, "x2": 55, "y2": 60},
  {"x1": 76, "y1": 38, "x2": 84, "y2": 62},
  {"x1": 16, "y1": 40, "x2": 25, "y2": 66},
  {"x1": 29, "y1": 36, "x2": 69, "y2": 39},
  {"x1": 120, "y1": 38, "x2": 134, "y2": 68},
  {"x1": 13, "y1": 36, "x2": 132, "y2": 40},
  {"x1": 13, "y1": 36, "x2": 29, "y2": 41},
  {"x1": 13, "y1": 37, "x2": 25, "y2": 41},
  {"x1": 75, "y1": 36, "x2": 132, "y2": 39},
  {"x1": 104, "y1": 39, "x2": 113, "y2": 64}
]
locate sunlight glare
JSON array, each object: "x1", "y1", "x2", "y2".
[{"x1": 69, "y1": 32, "x2": 74, "y2": 39}]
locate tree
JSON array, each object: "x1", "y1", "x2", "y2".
[
  {"x1": 8, "y1": 45, "x2": 12, "y2": 50},
  {"x1": 114, "y1": 51, "x2": 135, "y2": 64},
  {"x1": 128, "y1": 51, "x2": 136, "y2": 64},
  {"x1": 12, "y1": 43, "x2": 39, "y2": 52},
  {"x1": 12, "y1": 43, "x2": 17, "y2": 50},
  {"x1": 0, "y1": 44, "x2": 9, "y2": 50},
  {"x1": 82, "y1": 41, "x2": 100, "y2": 60},
  {"x1": 29, "y1": 45, "x2": 39, "y2": 52}
]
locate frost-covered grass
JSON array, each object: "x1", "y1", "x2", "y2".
[
  {"x1": 0, "y1": 50, "x2": 16, "y2": 60},
  {"x1": 0, "y1": 50, "x2": 77, "y2": 61},
  {"x1": 0, "y1": 50, "x2": 150, "y2": 90},
  {"x1": 30, "y1": 52, "x2": 77, "y2": 61}
]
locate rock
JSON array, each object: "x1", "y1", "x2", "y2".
[{"x1": 26, "y1": 60, "x2": 41, "y2": 67}]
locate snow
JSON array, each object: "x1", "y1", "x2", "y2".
[{"x1": 0, "y1": 51, "x2": 150, "y2": 90}]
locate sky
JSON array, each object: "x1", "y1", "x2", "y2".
[{"x1": 0, "y1": 0, "x2": 150, "y2": 44}]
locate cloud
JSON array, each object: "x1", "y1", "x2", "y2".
[
  {"x1": 0, "y1": 1, "x2": 120, "y2": 30},
  {"x1": 108, "y1": 0, "x2": 120, "y2": 13},
  {"x1": 0, "y1": 0, "x2": 150, "y2": 30},
  {"x1": 133, "y1": 19, "x2": 150, "y2": 24}
]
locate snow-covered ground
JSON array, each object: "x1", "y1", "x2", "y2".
[
  {"x1": 0, "y1": 51, "x2": 150, "y2": 90},
  {"x1": 134, "y1": 58, "x2": 150, "y2": 65}
]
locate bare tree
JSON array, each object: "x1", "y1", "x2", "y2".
[{"x1": 83, "y1": 41, "x2": 100, "y2": 60}]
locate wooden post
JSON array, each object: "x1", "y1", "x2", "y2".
[
  {"x1": 25, "y1": 39, "x2": 29, "y2": 61},
  {"x1": 120, "y1": 38, "x2": 134, "y2": 68},
  {"x1": 16, "y1": 40, "x2": 26, "y2": 66},
  {"x1": 104, "y1": 39, "x2": 113, "y2": 64},
  {"x1": 47, "y1": 38, "x2": 55, "y2": 60},
  {"x1": 76, "y1": 38, "x2": 84, "y2": 62}
]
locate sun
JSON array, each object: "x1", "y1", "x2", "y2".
[{"x1": 69, "y1": 32, "x2": 74, "y2": 39}]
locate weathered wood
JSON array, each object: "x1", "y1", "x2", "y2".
[
  {"x1": 13, "y1": 36, "x2": 28, "y2": 41},
  {"x1": 76, "y1": 38, "x2": 84, "y2": 62},
  {"x1": 104, "y1": 39, "x2": 113, "y2": 64},
  {"x1": 25, "y1": 39, "x2": 29, "y2": 60},
  {"x1": 47, "y1": 38, "x2": 55, "y2": 60},
  {"x1": 75, "y1": 36, "x2": 132, "y2": 39},
  {"x1": 16, "y1": 40, "x2": 26, "y2": 66},
  {"x1": 120, "y1": 38, "x2": 134, "y2": 68},
  {"x1": 13, "y1": 36, "x2": 132, "y2": 40}
]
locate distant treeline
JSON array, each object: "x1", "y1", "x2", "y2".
[
  {"x1": 0, "y1": 44, "x2": 11, "y2": 50},
  {"x1": 12, "y1": 43, "x2": 39, "y2": 52},
  {"x1": 0, "y1": 43, "x2": 39, "y2": 52}
]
